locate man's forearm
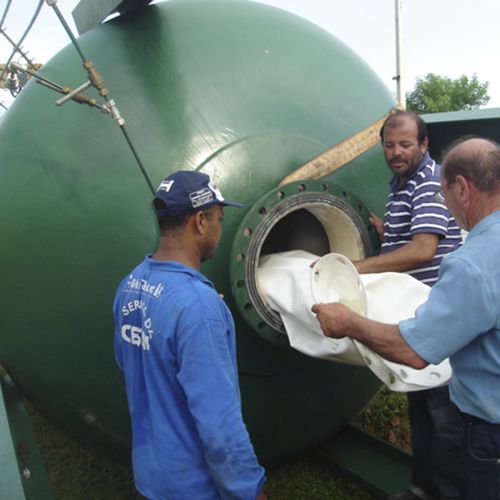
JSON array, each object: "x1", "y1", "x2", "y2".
[
  {"x1": 348, "y1": 314, "x2": 428, "y2": 368},
  {"x1": 354, "y1": 233, "x2": 439, "y2": 274},
  {"x1": 312, "y1": 303, "x2": 428, "y2": 369}
]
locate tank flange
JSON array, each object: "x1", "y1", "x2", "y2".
[{"x1": 230, "y1": 180, "x2": 377, "y2": 345}]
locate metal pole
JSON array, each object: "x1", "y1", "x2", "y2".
[
  {"x1": 45, "y1": 0, "x2": 155, "y2": 196},
  {"x1": 55, "y1": 80, "x2": 91, "y2": 106},
  {"x1": 394, "y1": 0, "x2": 406, "y2": 109}
]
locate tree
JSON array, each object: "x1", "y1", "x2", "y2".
[{"x1": 406, "y1": 73, "x2": 490, "y2": 113}]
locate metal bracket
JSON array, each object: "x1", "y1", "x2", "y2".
[
  {"x1": 0, "y1": 368, "x2": 53, "y2": 500},
  {"x1": 72, "y1": 0, "x2": 153, "y2": 35}
]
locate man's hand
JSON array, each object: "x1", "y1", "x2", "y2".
[
  {"x1": 311, "y1": 302, "x2": 356, "y2": 338},
  {"x1": 369, "y1": 212, "x2": 384, "y2": 241},
  {"x1": 313, "y1": 303, "x2": 428, "y2": 368}
]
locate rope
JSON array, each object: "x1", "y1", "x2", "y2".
[{"x1": 278, "y1": 107, "x2": 402, "y2": 186}]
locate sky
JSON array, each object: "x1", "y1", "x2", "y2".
[{"x1": 1, "y1": 0, "x2": 500, "y2": 114}]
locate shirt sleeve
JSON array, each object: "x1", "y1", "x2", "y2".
[
  {"x1": 399, "y1": 253, "x2": 496, "y2": 364},
  {"x1": 410, "y1": 178, "x2": 450, "y2": 237},
  {"x1": 176, "y1": 313, "x2": 265, "y2": 499}
]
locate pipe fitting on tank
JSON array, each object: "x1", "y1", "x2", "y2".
[
  {"x1": 84, "y1": 61, "x2": 108, "y2": 97},
  {"x1": 103, "y1": 99, "x2": 125, "y2": 125}
]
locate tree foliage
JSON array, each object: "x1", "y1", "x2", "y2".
[{"x1": 406, "y1": 73, "x2": 490, "y2": 113}]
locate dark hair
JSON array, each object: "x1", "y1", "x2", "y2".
[
  {"x1": 153, "y1": 201, "x2": 218, "y2": 236},
  {"x1": 153, "y1": 199, "x2": 191, "y2": 235},
  {"x1": 442, "y1": 136, "x2": 500, "y2": 193},
  {"x1": 379, "y1": 110, "x2": 428, "y2": 145}
]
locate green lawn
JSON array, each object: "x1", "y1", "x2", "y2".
[{"x1": 28, "y1": 386, "x2": 410, "y2": 499}]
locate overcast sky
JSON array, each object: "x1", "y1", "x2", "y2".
[{"x1": 1, "y1": 0, "x2": 500, "y2": 114}]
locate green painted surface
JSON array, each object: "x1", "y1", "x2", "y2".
[{"x1": 0, "y1": 0, "x2": 395, "y2": 466}]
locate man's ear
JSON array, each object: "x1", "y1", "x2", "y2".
[
  {"x1": 192, "y1": 211, "x2": 206, "y2": 235},
  {"x1": 455, "y1": 175, "x2": 470, "y2": 201}
]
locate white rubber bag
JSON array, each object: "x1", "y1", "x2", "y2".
[{"x1": 258, "y1": 250, "x2": 451, "y2": 392}]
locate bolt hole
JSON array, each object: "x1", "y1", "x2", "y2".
[
  {"x1": 297, "y1": 184, "x2": 306, "y2": 192},
  {"x1": 236, "y1": 253, "x2": 245, "y2": 262},
  {"x1": 258, "y1": 207, "x2": 267, "y2": 215},
  {"x1": 243, "y1": 227, "x2": 252, "y2": 237},
  {"x1": 236, "y1": 280, "x2": 245, "y2": 288},
  {"x1": 244, "y1": 303, "x2": 253, "y2": 311},
  {"x1": 277, "y1": 191, "x2": 285, "y2": 199},
  {"x1": 258, "y1": 322, "x2": 266, "y2": 329},
  {"x1": 85, "y1": 413, "x2": 96, "y2": 424},
  {"x1": 322, "y1": 183, "x2": 329, "y2": 191}
]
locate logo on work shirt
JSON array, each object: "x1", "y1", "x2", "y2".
[
  {"x1": 121, "y1": 324, "x2": 152, "y2": 351},
  {"x1": 126, "y1": 276, "x2": 164, "y2": 298},
  {"x1": 120, "y1": 296, "x2": 155, "y2": 351}
]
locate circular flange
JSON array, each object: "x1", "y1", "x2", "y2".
[{"x1": 229, "y1": 180, "x2": 378, "y2": 346}]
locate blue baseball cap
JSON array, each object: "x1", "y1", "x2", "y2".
[{"x1": 153, "y1": 170, "x2": 244, "y2": 217}]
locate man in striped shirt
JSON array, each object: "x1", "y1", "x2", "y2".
[{"x1": 354, "y1": 111, "x2": 463, "y2": 500}]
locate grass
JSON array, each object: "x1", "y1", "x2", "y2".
[
  {"x1": 263, "y1": 454, "x2": 375, "y2": 500},
  {"x1": 27, "y1": 405, "x2": 140, "y2": 500},
  {"x1": 353, "y1": 385, "x2": 411, "y2": 453},
  {"x1": 25, "y1": 386, "x2": 410, "y2": 499}
]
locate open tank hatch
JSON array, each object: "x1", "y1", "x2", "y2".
[{"x1": 230, "y1": 180, "x2": 378, "y2": 345}]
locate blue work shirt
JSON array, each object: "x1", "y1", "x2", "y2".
[
  {"x1": 113, "y1": 256, "x2": 266, "y2": 499},
  {"x1": 400, "y1": 211, "x2": 500, "y2": 423}
]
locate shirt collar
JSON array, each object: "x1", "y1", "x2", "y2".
[
  {"x1": 466, "y1": 210, "x2": 500, "y2": 241},
  {"x1": 144, "y1": 255, "x2": 214, "y2": 288}
]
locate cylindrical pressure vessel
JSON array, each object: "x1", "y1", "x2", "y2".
[{"x1": 0, "y1": 0, "x2": 393, "y2": 465}]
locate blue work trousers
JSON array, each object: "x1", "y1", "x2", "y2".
[
  {"x1": 408, "y1": 385, "x2": 465, "y2": 499},
  {"x1": 464, "y1": 419, "x2": 500, "y2": 500}
]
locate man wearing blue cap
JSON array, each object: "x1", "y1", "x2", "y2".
[{"x1": 113, "y1": 170, "x2": 266, "y2": 500}]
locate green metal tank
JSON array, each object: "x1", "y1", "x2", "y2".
[{"x1": 0, "y1": 0, "x2": 394, "y2": 466}]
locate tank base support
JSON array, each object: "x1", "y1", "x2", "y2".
[
  {"x1": 0, "y1": 367, "x2": 53, "y2": 500},
  {"x1": 316, "y1": 424, "x2": 411, "y2": 498}
]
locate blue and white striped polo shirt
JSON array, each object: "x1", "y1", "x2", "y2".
[{"x1": 381, "y1": 152, "x2": 462, "y2": 286}]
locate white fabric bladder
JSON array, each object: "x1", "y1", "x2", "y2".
[{"x1": 257, "y1": 250, "x2": 451, "y2": 392}]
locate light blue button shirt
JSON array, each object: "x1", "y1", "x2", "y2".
[{"x1": 400, "y1": 210, "x2": 500, "y2": 423}]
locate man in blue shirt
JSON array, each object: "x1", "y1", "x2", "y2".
[
  {"x1": 313, "y1": 137, "x2": 500, "y2": 500},
  {"x1": 113, "y1": 170, "x2": 266, "y2": 500},
  {"x1": 353, "y1": 110, "x2": 463, "y2": 500}
]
